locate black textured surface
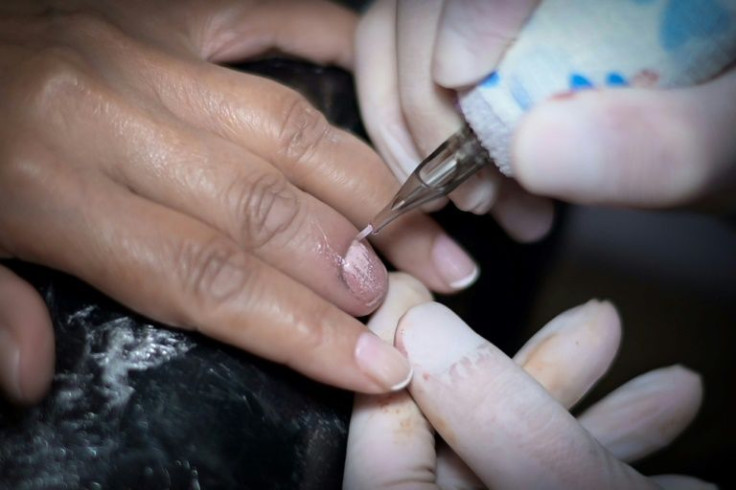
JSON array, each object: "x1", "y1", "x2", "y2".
[{"x1": 0, "y1": 263, "x2": 351, "y2": 490}]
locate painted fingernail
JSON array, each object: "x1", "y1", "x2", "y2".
[
  {"x1": 0, "y1": 327, "x2": 21, "y2": 400},
  {"x1": 342, "y1": 238, "x2": 388, "y2": 309},
  {"x1": 355, "y1": 332, "x2": 413, "y2": 391},
  {"x1": 431, "y1": 235, "x2": 479, "y2": 290}
]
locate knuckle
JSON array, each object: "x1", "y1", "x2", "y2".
[
  {"x1": 277, "y1": 95, "x2": 332, "y2": 164},
  {"x1": 15, "y1": 46, "x2": 94, "y2": 119},
  {"x1": 177, "y1": 237, "x2": 254, "y2": 317},
  {"x1": 282, "y1": 305, "x2": 333, "y2": 365},
  {"x1": 226, "y1": 173, "x2": 302, "y2": 250}
]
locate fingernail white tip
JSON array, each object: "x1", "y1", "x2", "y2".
[
  {"x1": 449, "y1": 266, "x2": 480, "y2": 290},
  {"x1": 389, "y1": 366, "x2": 414, "y2": 392}
]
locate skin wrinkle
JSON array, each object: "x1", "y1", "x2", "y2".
[{"x1": 230, "y1": 172, "x2": 301, "y2": 252}]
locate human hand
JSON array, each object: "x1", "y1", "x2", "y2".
[
  {"x1": 355, "y1": 0, "x2": 554, "y2": 242},
  {"x1": 344, "y1": 274, "x2": 711, "y2": 489},
  {"x1": 513, "y1": 66, "x2": 736, "y2": 211},
  {"x1": 0, "y1": 0, "x2": 482, "y2": 404},
  {"x1": 358, "y1": 0, "x2": 736, "y2": 214}
]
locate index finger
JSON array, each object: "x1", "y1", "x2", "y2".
[{"x1": 396, "y1": 303, "x2": 658, "y2": 489}]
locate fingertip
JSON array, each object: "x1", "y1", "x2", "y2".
[
  {"x1": 590, "y1": 299, "x2": 622, "y2": 343},
  {"x1": 395, "y1": 302, "x2": 482, "y2": 375},
  {"x1": 367, "y1": 272, "x2": 433, "y2": 343},
  {"x1": 662, "y1": 364, "x2": 704, "y2": 408},
  {"x1": 395, "y1": 302, "x2": 445, "y2": 355},
  {"x1": 651, "y1": 474, "x2": 717, "y2": 490},
  {"x1": 375, "y1": 218, "x2": 480, "y2": 296},
  {"x1": 387, "y1": 272, "x2": 433, "y2": 305},
  {"x1": 492, "y1": 189, "x2": 555, "y2": 243},
  {"x1": 514, "y1": 298, "x2": 620, "y2": 365},
  {"x1": 579, "y1": 364, "x2": 705, "y2": 463},
  {"x1": 0, "y1": 271, "x2": 55, "y2": 405},
  {"x1": 450, "y1": 167, "x2": 499, "y2": 215},
  {"x1": 513, "y1": 299, "x2": 622, "y2": 407},
  {"x1": 354, "y1": 331, "x2": 413, "y2": 393},
  {"x1": 430, "y1": 234, "x2": 480, "y2": 292}
]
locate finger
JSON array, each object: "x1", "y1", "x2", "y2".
[
  {"x1": 394, "y1": 0, "x2": 515, "y2": 215},
  {"x1": 0, "y1": 264, "x2": 54, "y2": 404},
  {"x1": 344, "y1": 273, "x2": 437, "y2": 489},
  {"x1": 102, "y1": 108, "x2": 389, "y2": 316},
  {"x1": 448, "y1": 164, "x2": 501, "y2": 215},
  {"x1": 156, "y1": 63, "x2": 480, "y2": 293},
  {"x1": 650, "y1": 475, "x2": 717, "y2": 490},
  {"x1": 397, "y1": 0, "x2": 463, "y2": 155},
  {"x1": 356, "y1": 0, "x2": 422, "y2": 183},
  {"x1": 433, "y1": 0, "x2": 540, "y2": 88},
  {"x1": 490, "y1": 177, "x2": 555, "y2": 242},
  {"x1": 513, "y1": 69, "x2": 736, "y2": 208},
  {"x1": 396, "y1": 303, "x2": 658, "y2": 489},
  {"x1": 196, "y1": 0, "x2": 357, "y2": 70},
  {"x1": 578, "y1": 365, "x2": 703, "y2": 463},
  {"x1": 432, "y1": 299, "x2": 621, "y2": 486},
  {"x1": 355, "y1": 0, "x2": 452, "y2": 215},
  {"x1": 513, "y1": 299, "x2": 621, "y2": 408},
  {"x1": 7, "y1": 166, "x2": 411, "y2": 394}
]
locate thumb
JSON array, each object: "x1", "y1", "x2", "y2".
[{"x1": 512, "y1": 69, "x2": 736, "y2": 209}]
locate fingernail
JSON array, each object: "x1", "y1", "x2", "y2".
[
  {"x1": 342, "y1": 238, "x2": 388, "y2": 309},
  {"x1": 0, "y1": 327, "x2": 21, "y2": 400},
  {"x1": 397, "y1": 302, "x2": 487, "y2": 375},
  {"x1": 355, "y1": 332, "x2": 413, "y2": 391},
  {"x1": 431, "y1": 235, "x2": 479, "y2": 290},
  {"x1": 514, "y1": 99, "x2": 606, "y2": 197}
]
